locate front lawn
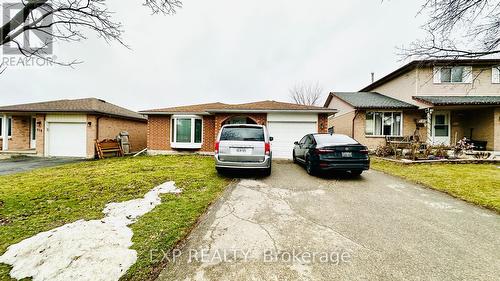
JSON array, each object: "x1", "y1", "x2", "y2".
[
  {"x1": 0, "y1": 155, "x2": 230, "y2": 281},
  {"x1": 371, "y1": 158, "x2": 500, "y2": 212}
]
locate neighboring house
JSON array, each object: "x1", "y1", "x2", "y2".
[
  {"x1": 140, "y1": 100, "x2": 336, "y2": 159},
  {"x1": 325, "y1": 59, "x2": 500, "y2": 151},
  {"x1": 0, "y1": 98, "x2": 147, "y2": 158}
]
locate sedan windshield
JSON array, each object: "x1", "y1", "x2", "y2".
[
  {"x1": 220, "y1": 127, "x2": 265, "y2": 141},
  {"x1": 314, "y1": 134, "x2": 358, "y2": 145}
]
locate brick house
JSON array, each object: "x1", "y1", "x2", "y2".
[
  {"x1": 140, "y1": 100, "x2": 336, "y2": 159},
  {"x1": 0, "y1": 98, "x2": 147, "y2": 158},
  {"x1": 325, "y1": 59, "x2": 500, "y2": 151}
]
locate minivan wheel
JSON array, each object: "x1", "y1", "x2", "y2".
[
  {"x1": 216, "y1": 167, "x2": 225, "y2": 175},
  {"x1": 292, "y1": 151, "x2": 298, "y2": 164},
  {"x1": 263, "y1": 166, "x2": 272, "y2": 177}
]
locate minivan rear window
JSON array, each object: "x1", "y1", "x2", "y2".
[{"x1": 220, "y1": 127, "x2": 265, "y2": 141}]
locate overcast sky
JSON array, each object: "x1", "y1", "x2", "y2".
[{"x1": 0, "y1": 0, "x2": 427, "y2": 111}]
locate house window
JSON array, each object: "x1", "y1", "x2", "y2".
[
  {"x1": 0, "y1": 117, "x2": 12, "y2": 138},
  {"x1": 365, "y1": 112, "x2": 402, "y2": 136},
  {"x1": 434, "y1": 66, "x2": 472, "y2": 83},
  {"x1": 492, "y1": 67, "x2": 500, "y2": 83},
  {"x1": 171, "y1": 115, "x2": 203, "y2": 148}
]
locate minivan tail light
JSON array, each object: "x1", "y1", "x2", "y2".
[
  {"x1": 215, "y1": 141, "x2": 220, "y2": 154},
  {"x1": 360, "y1": 147, "x2": 369, "y2": 154},
  {"x1": 265, "y1": 142, "x2": 270, "y2": 155}
]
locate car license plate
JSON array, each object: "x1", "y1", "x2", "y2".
[
  {"x1": 341, "y1": 152, "x2": 352, "y2": 158},
  {"x1": 231, "y1": 147, "x2": 252, "y2": 155}
]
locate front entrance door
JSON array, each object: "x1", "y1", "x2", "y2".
[
  {"x1": 432, "y1": 111, "x2": 450, "y2": 146},
  {"x1": 30, "y1": 117, "x2": 36, "y2": 149}
]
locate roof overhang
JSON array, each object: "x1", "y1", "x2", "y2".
[
  {"x1": 142, "y1": 109, "x2": 338, "y2": 115},
  {"x1": 412, "y1": 96, "x2": 500, "y2": 107},
  {"x1": 0, "y1": 110, "x2": 147, "y2": 122}
]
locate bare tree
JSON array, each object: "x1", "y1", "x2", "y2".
[
  {"x1": 289, "y1": 81, "x2": 322, "y2": 106},
  {"x1": 401, "y1": 0, "x2": 500, "y2": 59},
  {"x1": 0, "y1": 0, "x2": 182, "y2": 65}
]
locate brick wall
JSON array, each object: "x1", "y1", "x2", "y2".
[
  {"x1": 201, "y1": 115, "x2": 215, "y2": 152},
  {"x1": 97, "y1": 116, "x2": 147, "y2": 153},
  {"x1": 350, "y1": 109, "x2": 426, "y2": 149},
  {"x1": 35, "y1": 114, "x2": 45, "y2": 156},
  {"x1": 4, "y1": 116, "x2": 31, "y2": 150},
  {"x1": 147, "y1": 115, "x2": 171, "y2": 150},
  {"x1": 452, "y1": 108, "x2": 495, "y2": 150},
  {"x1": 317, "y1": 114, "x2": 328, "y2": 133}
]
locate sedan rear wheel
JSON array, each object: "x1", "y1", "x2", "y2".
[{"x1": 305, "y1": 158, "x2": 315, "y2": 175}]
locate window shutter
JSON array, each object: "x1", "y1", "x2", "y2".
[
  {"x1": 492, "y1": 67, "x2": 500, "y2": 83},
  {"x1": 463, "y1": 66, "x2": 473, "y2": 83},
  {"x1": 433, "y1": 67, "x2": 442, "y2": 83}
]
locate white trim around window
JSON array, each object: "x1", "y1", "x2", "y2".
[
  {"x1": 170, "y1": 115, "x2": 203, "y2": 149},
  {"x1": 433, "y1": 66, "x2": 472, "y2": 84},
  {"x1": 0, "y1": 116, "x2": 13, "y2": 139},
  {"x1": 365, "y1": 111, "x2": 403, "y2": 137}
]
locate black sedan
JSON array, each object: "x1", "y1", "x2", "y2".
[{"x1": 292, "y1": 133, "x2": 370, "y2": 175}]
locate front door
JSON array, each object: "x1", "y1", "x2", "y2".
[
  {"x1": 30, "y1": 117, "x2": 36, "y2": 149},
  {"x1": 432, "y1": 111, "x2": 450, "y2": 146}
]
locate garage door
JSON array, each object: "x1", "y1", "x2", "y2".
[
  {"x1": 267, "y1": 121, "x2": 317, "y2": 159},
  {"x1": 47, "y1": 122, "x2": 87, "y2": 157}
]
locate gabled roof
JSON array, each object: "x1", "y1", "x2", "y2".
[
  {"x1": 324, "y1": 92, "x2": 418, "y2": 109},
  {"x1": 0, "y1": 98, "x2": 146, "y2": 121},
  {"x1": 413, "y1": 96, "x2": 500, "y2": 106},
  {"x1": 141, "y1": 100, "x2": 337, "y2": 114},
  {"x1": 360, "y1": 59, "x2": 500, "y2": 92}
]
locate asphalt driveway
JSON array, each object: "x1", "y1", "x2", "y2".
[
  {"x1": 158, "y1": 162, "x2": 500, "y2": 281},
  {"x1": 0, "y1": 157, "x2": 84, "y2": 175}
]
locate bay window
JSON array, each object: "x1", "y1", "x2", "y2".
[
  {"x1": 365, "y1": 112, "x2": 402, "y2": 136},
  {"x1": 171, "y1": 115, "x2": 203, "y2": 148},
  {"x1": 0, "y1": 117, "x2": 12, "y2": 138}
]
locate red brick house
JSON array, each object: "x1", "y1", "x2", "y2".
[
  {"x1": 0, "y1": 98, "x2": 147, "y2": 158},
  {"x1": 140, "y1": 100, "x2": 337, "y2": 159}
]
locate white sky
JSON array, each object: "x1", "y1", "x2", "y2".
[{"x1": 0, "y1": 0, "x2": 427, "y2": 111}]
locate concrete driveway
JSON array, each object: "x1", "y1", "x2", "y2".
[
  {"x1": 0, "y1": 157, "x2": 83, "y2": 175},
  {"x1": 158, "y1": 162, "x2": 500, "y2": 281}
]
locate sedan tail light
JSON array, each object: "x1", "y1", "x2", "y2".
[
  {"x1": 215, "y1": 141, "x2": 220, "y2": 154},
  {"x1": 315, "y1": 149, "x2": 335, "y2": 154},
  {"x1": 265, "y1": 142, "x2": 270, "y2": 155}
]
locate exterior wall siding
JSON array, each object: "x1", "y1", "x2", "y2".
[
  {"x1": 329, "y1": 111, "x2": 355, "y2": 137},
  {"x1": 147, "y1": 115, "x2": 171, "y2": 151},
  {"x1": 97, "y1": 116, "x2": 147, "y2": 153}
]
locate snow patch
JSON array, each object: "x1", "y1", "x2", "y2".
[{"x1": 0, "y1": 181, "x2": 181, "y2": 281}]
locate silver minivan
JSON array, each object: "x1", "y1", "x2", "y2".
[{"x1": 215, "y1": 124, "x2": 272, "y2": 175}]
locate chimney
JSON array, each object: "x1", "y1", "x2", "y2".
[{"x1": 371, "y1": 72, "x2": 375, "y2": 83}]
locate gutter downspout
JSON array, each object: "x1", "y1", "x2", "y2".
[{"x1": 352, "y1": 110, "x2": 360, "y2": 139}]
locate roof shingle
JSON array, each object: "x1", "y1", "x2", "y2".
[
  {"x1": 327, "y1": 92, "x2": 418, "y2": 109},
  {"x1": 0, "y1": 98, "x2": 146, "y2": 121},
  {"x1": 141, "y1": 100, "x2": 336, "y2": 114},
  {"x1": 413, "y1": 96, "x2": 500, "y2": 106}
]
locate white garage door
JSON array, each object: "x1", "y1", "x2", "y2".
[
  {"x1": 47, "y1": 122, "x2": 87, "y2": 157},
  {"x1": 267, "y1": 121, "x2": 317, "y2": 159}
]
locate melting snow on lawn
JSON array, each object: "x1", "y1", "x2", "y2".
[{"x1": 0, "y1": 181, "x2": 182, "y2": 281}]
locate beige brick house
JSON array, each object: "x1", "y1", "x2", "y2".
[
  {"x1": 140, "y1": 100, "x2": 336, "y2": 159},
  {"x1": 325, "y1": 59, "x2": 500, "y2": 151},
  {"x1": 0, "y1": 98, "x2": 147, "y2": 158}
]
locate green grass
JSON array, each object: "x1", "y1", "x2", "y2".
[
  {"x1": 371, "y1": 158, "x2": 500, "y2": 212},
  {"x1": 0, "y1": 155, "x2": 230, "y2": 281}
]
